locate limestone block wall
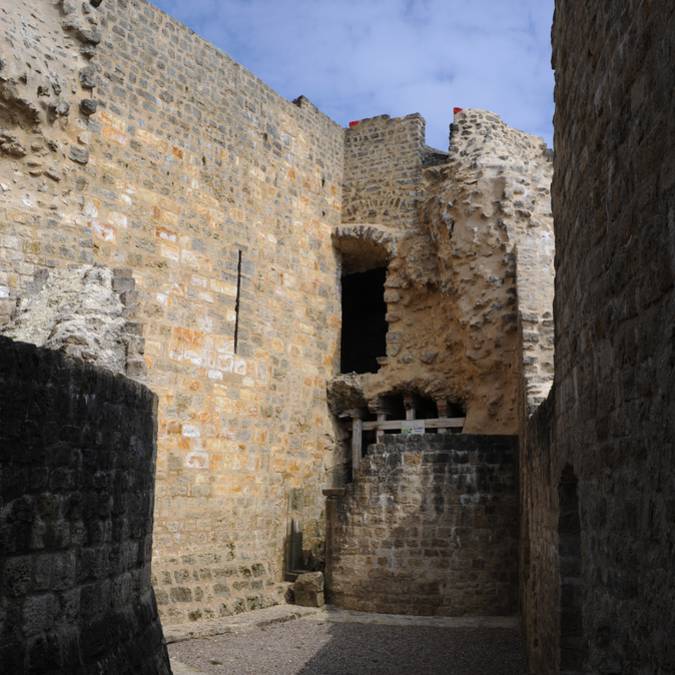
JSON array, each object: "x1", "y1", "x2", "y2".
[
  {"x1": 522, "y1": 2, "x2": 675, "y2": 673},
  {"x1": 342, "y1": 114, "x2": 427, "y2": 229},
  {"x1": 327, "y1": 434, "x2": 518, "y2": 616},
  {"x1": 0, "y1": 337, "x2": 169, "y2": 674},
  {"x1": 0, "y1": 0, "x2": 344, "y2": 624}
]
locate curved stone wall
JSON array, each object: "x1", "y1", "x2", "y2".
[
  {"x1": 326, "y1": 434, "x2": 518, "y2": 616},
  {"x1": 0, "y1": 337, "x2": 170, "y2": 674}
]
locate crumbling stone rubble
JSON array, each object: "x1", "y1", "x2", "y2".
[{"x1": 1, "y1": 264, "x2": 143, "y2": 375}]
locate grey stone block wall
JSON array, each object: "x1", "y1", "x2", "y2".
[
  {"x1": 327, "y1": 434, "x2": 518, "y2": 616},
  {"x1": 0, "y1": 337, "x2": 170, "y2": 674},
  {"x1": 521, "y1": 2, "x2": 675, "y2": 673}
]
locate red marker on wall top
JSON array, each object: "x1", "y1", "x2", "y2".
[
  {"x1": 453, "y1": 107, "x2": 464, "y2": 114},
  {"x1": 349, "y1": 120, "x2": 360, "y2": 128}
]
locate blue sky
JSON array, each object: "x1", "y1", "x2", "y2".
[{"x1": 152, "y1": 0, "x2": 555, "y2": 149}]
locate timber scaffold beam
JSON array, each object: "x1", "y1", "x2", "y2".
[{"x1": 347, "y1": 393, "x2": 466, "y2": 474}]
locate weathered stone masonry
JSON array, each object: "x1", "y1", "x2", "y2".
[
  {"x1": 0, "y1": 0, "x2": 556, "y2": 634},
  {"x1": 327, "y1": 111, "x2": 553, "y2": 616},
  {"x1": 1, "y1": 0, "x2": 344, "y2": 624},
  {"x1": 332, "y1": 110, "x2": 554, "y2": 436},
  {"x1": 328, "y1": 434, "x2": 518, "y2": 616},
  {"x1": 3, "y1": 0, "x2": 675, "y2": 671},
  {"x1": 0, "y1": 337, "x2": 170, "y2": 674},
  {"x1": 522, "y1": 2, "x2": 675, "y2": 673}
]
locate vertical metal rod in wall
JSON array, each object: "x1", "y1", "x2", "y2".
[{"x1": 234, "y1": 249, "x2": 242, "y2": 354}]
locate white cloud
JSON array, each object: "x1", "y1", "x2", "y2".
[{"x1": 154, "y1": 0, "x2": 554, "y2": 148}]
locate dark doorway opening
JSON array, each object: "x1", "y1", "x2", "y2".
[
  {"x1": 340, "y1": 267, "x2": 387, "y2": 374},
  {"x1": 559, "y1": 464, "x2": 586, "y2": 672}
]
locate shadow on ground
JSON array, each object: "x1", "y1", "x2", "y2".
[{"x1": 169, "y1": 616, "x2": 526, "y2": 675}]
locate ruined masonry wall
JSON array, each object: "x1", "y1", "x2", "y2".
[
  {"x1": 0, "y1": 337, "x2": 170, "y2": 674},
  {"x1": 2, "y1": 265, "x2": 146, "y2": 377},
  {"x1": 0, "y1": 0, "x2": 344, "y2": 624},
  {"x1": 340, "y1": 111, "x2": 554, "y2": 434},
  {"x1": 328, "y1": 434, "x2": 519, "y2": 616},
  {"x1": 523, "y1": 2, "x2": 675, "y2": 673},
  {"x1": 332, "y1": 111, "x2": 553, "y2": 436}
]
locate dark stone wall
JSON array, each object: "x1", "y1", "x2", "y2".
[
  {"x1": 520, "y1": 392, "x2": 558, "y2": 671},
  {"x1": 328, "y1": 434, "x2": 518, "y2": 616},
  {"x1": 0, "y1": 337, "x2": 170, "y2": 674},
  {"x1": 522, "y1": 2, "x2": 675, "y2": 673}
]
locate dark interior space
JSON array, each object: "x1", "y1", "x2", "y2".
[
  {"x1": 340, "y1": 267, "x2": 387, "y2": 374},
  {"x1": 413, "y1": 394, "x2": 438, "y2": 420},
  {"x1": 379, "y1": 393, "x2": 407, "y2": 420}
]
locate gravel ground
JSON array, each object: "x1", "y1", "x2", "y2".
[{"x1": 169, "y1": 617, "x2": 527, "y2": 675}]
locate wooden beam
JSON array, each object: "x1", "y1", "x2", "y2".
[
  {"x1": 361, "y1": 417, "x2": 465, "y2": 431},
  {"x1": 351, "y1": 416, "x2": 363, "y2": 474}
]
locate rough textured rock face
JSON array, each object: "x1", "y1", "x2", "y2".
[
  {"x1": 335, "y1": 110, "x2": 553, "y2": 435},
  {"x1": 327, "y1": 434, "x2": 518, "y2": 616},
  {"x1": 1, "y1": 265, "x2": 140, "y2": 375},
  {"x1": 522, "y1": 2, "x2": 675, "y2": 673},
  {"x1": 444, "y1": 110, "x2": 554, "y2": 413},
  {"x1": 0, "y1": 0, "x2": 104, "y2": 179},
  {"x1": 0, "y1": 337, "x2": 170, "y2": 674},
  {"x1": 292, "y1": 572, "x2": 325, "y2": 608}
]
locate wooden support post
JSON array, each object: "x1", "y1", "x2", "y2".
[
  {"x1": 351, "y1": 416, "x2": 363, "y2": 475},
  {"x1": 376, "y1": 412, "x2": 386, "y2": 443},
  {"x1": 436, "y1": 399, "x2": 448, "y2": 433},
  {"x1": 404, "y1": 393, "x2": 416, "y2": 420}
]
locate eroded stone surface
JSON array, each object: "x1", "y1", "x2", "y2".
[
  {"x1": 336, "y1": 110, "x2": 554, "y2": 434},
  {"x1": 0, "y1": 0, "x2": 104, "y2": 173},
  {"x1": 292, "y1": 572, "x2": 325, "y2": 608},
  {"x1": 2, "y1": 265, "x2": 132, "y2": 374}
]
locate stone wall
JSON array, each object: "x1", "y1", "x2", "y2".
[
  {"x1": 327, "y1": 434, "x2": 518, "y2": 616},
  {"x1": 520, "y1": 391, "x2": 557, "y2": 671},
  {"x1": 331, "y1": 110, "x2": 554, "y2": 436},
  {"x1": 342, "y1": 114, "x2": 427, "y2": 229},
  {"x1": 522, "y1": 2, "x2": 675, "y2": 673},
  {"x1": 0, "y1": 0, "x2": 557, "y2": 630},
  {"x1": 0, "y1": 0, "x2": 344, "y2": 624},
  {"x1": 0, "y1": 337, "x2": 169, "y2": 674}
]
